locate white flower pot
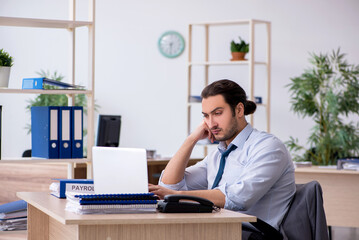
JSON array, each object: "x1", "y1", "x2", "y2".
[{"x1": 0, "y1": 66, "x2": 11, "y2": 88}]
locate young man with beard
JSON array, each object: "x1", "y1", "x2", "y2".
[{"x1": 149, "y1": 79, "x2": 295, "y2": 238}]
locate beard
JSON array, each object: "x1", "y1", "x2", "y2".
[{"x1": 212, "y1": 116, "x2": 240, "y2": 142}]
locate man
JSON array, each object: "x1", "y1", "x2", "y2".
[{"x1": 149, "y1": 79, "x2": 295, "y2": 236}]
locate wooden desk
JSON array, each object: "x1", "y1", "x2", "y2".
[
  {"x1": 147, "y1": 158, "x2": 201, "y2": 184},
  {"x1": 295, "y1": 167, "x2": 359, "y2": 228},
  {"x1": 17, "y1": 192, "x2": 256, "y2": 240}
]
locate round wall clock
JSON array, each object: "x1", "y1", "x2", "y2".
[{"x1": 158, "y1": 31, "x2": 185, "y2": 58}]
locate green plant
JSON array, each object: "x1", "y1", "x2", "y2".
[
  {"x1": 286, "y1": 49, "x2": 359, "y2": 165},
  {"x1": 25, "y1": 70, "x2": 88, "y2": 134},
  {"x1": 0, "y1": 48, "x2": 14, "y2": 67},
  {"x1": 230, "y1": 37, "x2": 249, "y2": 53}
]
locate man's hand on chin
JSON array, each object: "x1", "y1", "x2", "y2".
[{"x1": 148, "y1": 184, "x2": 178, "y2": 200}]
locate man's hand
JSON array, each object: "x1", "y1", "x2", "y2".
[
  {"x1": 190, "y1": 121, "x2": 216, "y2": 143},
  {"x1": 149, "y1": 184, "x2": 226, "y2": 207},
  {"x1": 160, "y1": 121, "x2": 214, "y2": 185},
  {"x1": 148, "y1": 184, "x2": 178, "y2": 199}
]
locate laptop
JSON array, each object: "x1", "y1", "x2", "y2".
[{"x1": 92, "y1": 147, "x2": 149, "y2": 194}]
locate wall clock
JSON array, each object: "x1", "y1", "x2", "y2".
[{"x1": 158, "y1": 31, "x2": 185, "y2": 58}]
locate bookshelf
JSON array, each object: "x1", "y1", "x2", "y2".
[
  {"x1": 187, "y1": 19, "x2": 271, "y2": 154},
  {"x1": 0, "y1": 0, "x2": 96, "y2": 179}
]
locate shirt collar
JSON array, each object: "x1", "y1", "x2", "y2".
[{"x1": 218, "y1": 123, "x2": 253, "y2": 152}]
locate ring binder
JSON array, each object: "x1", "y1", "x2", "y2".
[
  {"x1": 59, "y1": 107, "x2": 72, "y2": 159},
  {"x1": 71, "y1": 106, "x2": 83, "y2": 158},
  {"x1": 65, "y1": 192, "x2": 158, "y2": 214},
  {"x1": 31, "y1": 106, "x2": 59, "y2": 159}
]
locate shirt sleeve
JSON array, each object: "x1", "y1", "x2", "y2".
[
  {"x1": 158, "y1": 158, "x2": 208, "y2": 191},
  {"x1": 218, "y1": 137, "x2": 292, "y2": 211}
]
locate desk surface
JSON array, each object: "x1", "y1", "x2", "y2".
[
  {"x1": 295, "y1": 166, "x2": 359, "y2": 175},
  {"x1": 17, "y1": 192, "x2": 256, "y2": 226},
  {"x1": 147, "y1": 158, "x2": 201, "y2": 166}
]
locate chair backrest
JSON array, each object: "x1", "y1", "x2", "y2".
[{"x1": 281, "y1": 181, "x2": 329, "y2": 240}]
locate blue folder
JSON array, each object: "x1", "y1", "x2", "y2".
[
  {"x1": 31, "y1": 106, "x2": 59, "y2": 159},
  {"x1": 0, "y1": 200, "x2": 27, "y2": 214},
  {"x1": 22, "y1": 77, "x2": 84, "y2": 89},
  {"x1": 59, "y1": 106, "x2": 72, "y2": 159},
  {"x1": 71, "y1": 106, "x2": 83, "y2": 158}
]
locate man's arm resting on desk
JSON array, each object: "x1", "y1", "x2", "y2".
[{"x1": 148, "y1": 184, "x2": 225, "y2": 208}]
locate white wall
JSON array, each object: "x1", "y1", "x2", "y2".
[{"x1": 0, "y1": 0, "x2": 358, "y2": 159}]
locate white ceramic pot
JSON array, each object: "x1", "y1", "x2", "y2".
[{"x1": 0, "y1": 66, "x2": 11, "y2": 88}]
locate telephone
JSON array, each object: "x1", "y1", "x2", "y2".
[{"x1": 157, "y1": 194, "x2": 216, "y2": 213}]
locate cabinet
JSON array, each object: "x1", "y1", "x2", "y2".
[
  {"x1": 0, "y1": 0, "x2": 95, "y2": 179},
  {"x1": 187, "y1": 19, "x2": 271, "y2": 142}
]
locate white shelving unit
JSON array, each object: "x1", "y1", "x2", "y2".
[
  {"x1": 0, "y1": 0, "x2": 96, "y2": 179},
  {"x1": 187, "y1": 19, "x2": 271, "y2": 135}
]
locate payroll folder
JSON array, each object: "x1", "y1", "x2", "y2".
[
  {"x1": 71, "y1": 106, "x2": 83, "y2": 158},
  {"x1": 59, "y1": 106, "x2": 72, "y2": 158},
  {"x1": 31, "y1": 106, "x2": 59, "y2": 159},
  {"x1": 51, "y1": 178, "x2": 94, "y2": 198}
]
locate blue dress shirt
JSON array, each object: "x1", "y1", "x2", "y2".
[{"x1": 159, "y1": 124, "x2": 296, "y2": 230}]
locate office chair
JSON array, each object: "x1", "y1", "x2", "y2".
[
  {"x1": 249, "y1": 181, "x2": 329, "y2": 240},
  {"x1": 22, "y1": 149, "x2": 31, "y2": 157}
]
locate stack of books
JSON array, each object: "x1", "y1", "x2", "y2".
[
  {"x1": 0, "y1": 200, "x2": 27, "y2": 231},
  {"x1": 65, "y1": 193, "x2": 158, "y2": 214}
]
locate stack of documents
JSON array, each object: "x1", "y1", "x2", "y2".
[
  {"x1": 0, "y1": 200, "x2": 27, "y2": 231},
  {"x1": 294, "y1": 161, "x2": 312, "y2": 168},
  {"x1": 337, "y1": 158, "x2": 359, "y2": 171},
  {"x1": 65, "y1": 193, "x2": 158, "y2": 214}
]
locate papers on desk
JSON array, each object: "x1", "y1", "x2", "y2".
[
  {"x1": 337, "y1": 158, "x2": 359, "y2": 171},
  {"x1": 0, "y1": 218, "x2": 27, "y2": 231},
  {"x1": 65, "y1": 192, "x2": 158, "y2": 215},
  {"x1": 293, "y1": 161, "x2": 312, "y2": 168},
  {"x1": 0, "y1": 200, "x2": 27, "y2": 231},
  {"x1": 0, "y1": 209, "x2": 27, "y2": 220},
  {"x1": 342, "y1": 163, "x2": 359, "y2": 171}
]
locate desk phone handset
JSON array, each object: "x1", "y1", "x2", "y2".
[{"x1": 157, "y1": 194, "x2": 216, "y2": 213}]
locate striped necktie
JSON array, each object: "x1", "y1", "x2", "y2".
[{"x1": 211, "y1": 144, "x2": 237, "y2": 189}]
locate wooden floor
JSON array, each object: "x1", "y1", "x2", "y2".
[{"x1": 0, "y1": 231, "x2": 27, "y2": 240}]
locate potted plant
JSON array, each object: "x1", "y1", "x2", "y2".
[
  {"x1": 0, "y1": 48, "x2": 14, "y2": 88},
  {"x1": 286, "y1": 49, "x2": 359, "y2": 165},
  {"x1": 230, "y1": 37, "x2": 249, "y2": 61}
]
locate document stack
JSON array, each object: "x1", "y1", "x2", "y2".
[
  {"x1": 0, "y1": 200, "x2": 27, "y2": 231},
  {"x1": 337, "y1": 158, "x2": 359, "y2": 171},
  {"x1": 65, "y1": 193, "x2": 158, "y2": 215}
]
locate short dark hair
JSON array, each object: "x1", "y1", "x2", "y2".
[{"x1": 201, "y1": 79, "x2": 256, "y2": 116}]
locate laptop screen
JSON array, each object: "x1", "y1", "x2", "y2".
[{"x1": 92, "y1": 147, "x2": 149, "y2": 194}]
